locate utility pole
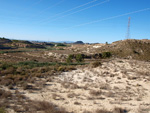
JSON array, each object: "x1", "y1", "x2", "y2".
[{"x1": 126, "y1": 17, "x2": 131, "y2": 39}]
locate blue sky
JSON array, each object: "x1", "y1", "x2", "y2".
[{"x1": 0, "y1": 0, "x2": 150, "y2": 43}]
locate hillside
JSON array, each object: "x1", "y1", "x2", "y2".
[
  {"x1": 0, "y1": 45, "x2": 12, "y2": 49},
  {"x1": 0, "y1": 38, "x2": 45, "y2": 49},
  {"x1": 0, "y1": 38, "x2": 12, "y2": 44},
  {"x1": 96, "y1": 39, "x2": 150, "y2": 61}
]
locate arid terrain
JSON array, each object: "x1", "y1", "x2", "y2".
[{"x1": 0, "y1": 38, "x2": 150, "y2": 113}]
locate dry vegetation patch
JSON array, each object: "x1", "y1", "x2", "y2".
[{"x1": 25, "y1": 58, "x2": 150, "y2": 113}]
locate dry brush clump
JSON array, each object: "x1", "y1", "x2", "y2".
[
  {"x1": 96, "y1": 109, "x2": 112, "y2": 113},
  {"x1": 0, "y1": 89, "x2": 12, "y2": 109},
  {"x1": 113, "y1": 107, "x2": 128, "y2": 113},
  {"x1": 74, "y1": 101, "x2": 81, "y2": 105},
  {"x1": 61, "y1": 82, "x2": 80, "y2": 89},
  {"x1": 100, "y1": 83, "x2": 111, "y2": 90},
  {"x1": 91, "y1": 61, "x2": 102, "y2": 68},
  {"x1": 29, "y1": 101, "x2": 67, "y2": 113},
  {"x1": 96, "y1": 107, "x2": 127, "y2": 113},
  {"x1": 0, "y1": 89, "x2": 14, "y2": 112},
  {"x1": 89, "y1": 90, "x2": 103, "y2": 96},
  {"x1": 67, "y1": 93, "x2": 77, "y2": 98},
  {"x1": 105, "y1": 91, "x2": 115, "y2": 97}
]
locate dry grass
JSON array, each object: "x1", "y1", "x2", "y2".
[
  {"x1": 100, "y1": 83, "x2": 111, "y2": 90},
  {"x1": 74, "y1": 101, "x2": 81, "y2": 105},
  {"x1": 0, "y1": 60, "x2": 78, "y2": 90},
  {"x1": 0, "y1": 107, "x2": 6, "y2": 113},
  {"x1": 30, "y1": 101, "x2": 67, "y2": 113},
  {"x1": 113, "y1": 107, "x2": 128, "y2": 113},
  {"x1": 91, "y1": 61, "x2": 102, "y2": 68},
  {"x1": 89, "y1": 90, "x2": 103, "y2": 96},
  {"x1": 0, "y1": 89, "x2": 67, "y2": 113},
  {"x1": 67, "y1": 93, "x2": 77, "y2": 98},
  {"x1": 61, "y1": 82, "x2": 79, "y2": 89},
  {"x1": 96, "y1": 109, "x2": 112, "y2": 113},
  {"x1": 96, "y1": 107, "x2": 127, "y2": 113}
]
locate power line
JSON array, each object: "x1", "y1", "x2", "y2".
[
  {"x1": 63, "y1": 8, "x2": 150, "y2": 29},
  {"x1": 23, "y1": 0, "x2": 44, "y2": 12},
  {"x1": 34, "y1": 0, "x2": 43, "y2": 5},
  {"x1": 30, "y1": 0, "x2": 66, "y2": 18},
  {"x1": 41, "y1": 0, "x2": 110, "y2": 24},
  {"x1": 14, "y1": 0, "x2": 44, "y2": 18},
  {"x1": 39, "y1": 0, "x2": 98, "y2": 22}
]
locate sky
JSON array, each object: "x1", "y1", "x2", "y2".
[{"x1": 0, "y1": 0, "x2": 150, "y2": 43}]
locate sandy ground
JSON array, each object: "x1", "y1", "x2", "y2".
[{"x1": 20, "y1": 58, "x2": 150, "y2": 113}]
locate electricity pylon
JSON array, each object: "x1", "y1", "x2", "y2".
[{"x1": 126, "y1": 17, "x2": 131, "y2": 39}]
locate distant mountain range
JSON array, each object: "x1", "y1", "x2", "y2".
[
  {"x1": 49, "y1": 41, "x2": 75, "y2": 43},
  {"x1": 0, "y1": 37, "x2": 75, "y2": 44}
]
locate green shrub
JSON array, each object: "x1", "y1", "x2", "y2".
[
  {"x1": 75, "y1": 54, "x2": 84, "y2": 63},
  {"x1": 57, "y1": 66, "x2": 66, "y2": 72},
  {"x1": 56, "y1": 43, "x2": 66, "y2": 47},
  {"x1": 1, "y1": 67, "x2": 16, "y2": 75},
  {"x1": 66, "y1": 54, "x2": 74, "y2": 63},
  {"x1": 0, "y1": 63, "x2": 13, "y2": 70},
  {"x1": 66, "y1": 58, "x2": 72, "y2": 63},
  {"x1": 0, "y1": 108, "x2": 6, "y2": 113},
  {"x1": 58, "y1": 48, "x2": 64, "y2": 50},
  {"x1": 17, "y1": 61, "x2": 55, "y2": 68},
  {"x1": 102, "y1": 52, "x2": 112, "y2": 58}
]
